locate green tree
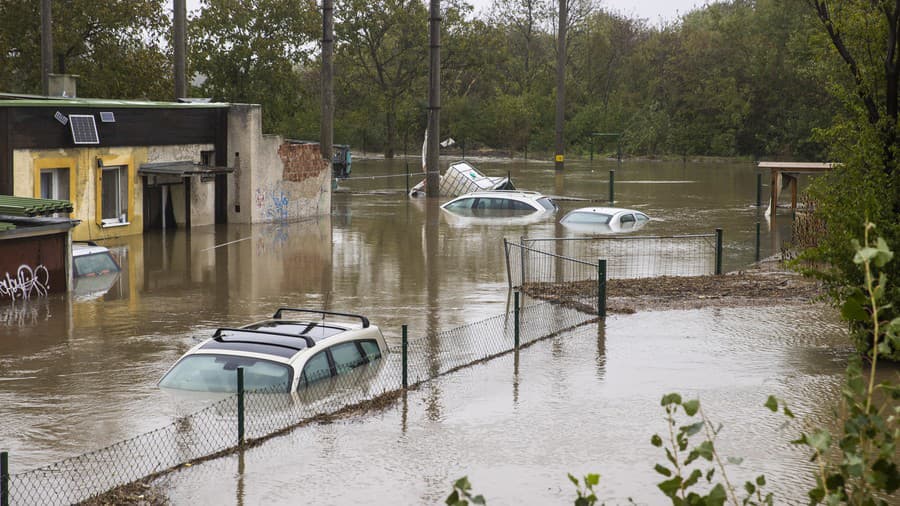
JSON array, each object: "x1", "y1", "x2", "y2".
[
  {"x1": 802, "y1": 0, "x2": 900, "y2": 359},
  {"x1": 0, "y1": 0, "x2": 171, "y2": 99},
  {"x1": 190, "y1": 0, "x2": 319, "y2": 135},
  {"x1": 335, "y1": 0, "x2": 429, "y2": 158}
]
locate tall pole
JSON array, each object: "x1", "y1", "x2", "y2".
[
  {"x1": 554, "y1": 0, "x2": 567, "y2": 171},
  {"x1": 41, "y1": 0, "x2": 52, "y2": 96},
  {"x1": 174, "y1": 0, "x2": 187, "y2": 99},
  {"x1": 425, "y1": 0, "x2": 442, "y2": 195},
  {"x1": 321, "y1": 0, "x2": 334, "y2": 162}
]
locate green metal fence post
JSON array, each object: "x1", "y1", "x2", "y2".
[
  {"x1": 715, "y1": 228, "x2": 724, "y2": 275},
  {"x1": 609, "y1": 170, "x2": 615, "y2": 204},
  {"x1": 519, "y1": 236, "x2": 526, "y2": 288},
  {"x1": 756, "y1": 173, "x2": 762, "y2": 207},
  {"x1": 598, "y1": 259, "x2": 607, "y2": 318},
  {"x1": 402, "y1": 324, "x2": 408, "y2": 389},
  {"x1": 237, "y1": 367, "x2": 245, "y2": 446},
  {"x1": 405, "y1": 162, "x2": 409, "y2": 194},
  {"x1": 1, "y1": 451, "x2": 8, "y2": 506},
  {"x1": 755, "y1": 222, "x2": 761, "y2": 262},
  {"x1": 514, "y1": 291, "x2": 520, "y2": 348}
]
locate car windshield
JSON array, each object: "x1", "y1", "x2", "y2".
[
  {"x1": 73, "y1": 252, "x2": 119, "y2": 277},
  {"x1": 159, "y1": 354, "x2": 291, "y2": 393},
  {"x1": 563, "y1": 212, "x2": 612, "y2": 224},
  {"x1": 536, "y1": 197, "x2": 556, "y2": 211}
]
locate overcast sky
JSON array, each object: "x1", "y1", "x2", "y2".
[{"x1": 181, "y1": 0, "x2": 703, "y2": 25}]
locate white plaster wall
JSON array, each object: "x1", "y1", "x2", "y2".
[
  {"x1": 146, "y1": 145, "x2": 212, "y2": 165},
  {"x1": 12, "y1": 150, "x2": 35, "y2": 196},
  {"x1": 226, "y1": 105, "x2": 259, "y2": 224},
  {"x1": 226, "y1": 104, "x2": 331, "y2": 224}
]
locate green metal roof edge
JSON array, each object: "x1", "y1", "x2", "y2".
[{"x1": 0, "y1": 98, "x2": 230, "y2": 109}]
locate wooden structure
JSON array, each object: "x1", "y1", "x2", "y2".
[{"x1": 758, "y1": 161, "x2": 834, "y2": 216}]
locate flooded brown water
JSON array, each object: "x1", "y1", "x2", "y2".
[{"x1": 0, "y1": 157, "x2": 847, "y2": 502}]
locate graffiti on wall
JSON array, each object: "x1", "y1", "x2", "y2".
[
  {"x1": 255, "y1": 186, "x2": 292, "y2": 222},
  {"x1": 0, "y1": 265, "x2": 50, "y2": 301}
]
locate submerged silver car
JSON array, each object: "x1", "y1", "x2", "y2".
[
  {"x1": 560, "y1": 207, "x2": 650, "y2": 234},
  {"x1": 158, "y1": 309, "x2": 389, "y2": 393}
]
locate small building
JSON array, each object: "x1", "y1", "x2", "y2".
[
  {"x1": 0, "y1": 94, "x2": 331, "y2": 242},
  {"x1": 0, "y1": 210, "x2": 79, "y2": 301}
]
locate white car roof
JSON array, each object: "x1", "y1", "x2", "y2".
[
  {"x1": 73, "y1": 242, "x2": 112, "y2": 256},
  {"x1": 565, "y1": 207, "x2": 643, "y2": 216},
  {"x1": 450, "y1": 190, "x2": 547, "y2": 200}
]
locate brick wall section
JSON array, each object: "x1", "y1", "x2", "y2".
[{"x1": 278, "y1": 142, "x2": 329, "y2": 183}]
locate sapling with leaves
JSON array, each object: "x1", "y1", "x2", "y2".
[
  {"x1": 785, "y1": 222, "x2": 900, "y2": 504},
  {"x1": 652, "y1": 393, "x2": 773, "y2": 506}
]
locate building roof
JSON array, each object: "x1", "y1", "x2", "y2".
[
  {"x1": 0, "y1": 195, "x2": 73, "y2": 216},
  {"x1": 0, "y1": 215, "x2": 79, "y2": 239},
  {"x1": 0, "y1": 93, "x2": 230, "y2": 109}
]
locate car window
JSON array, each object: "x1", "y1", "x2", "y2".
[
  {"x1": 444, "y1": 198, "x2": 475, "y2": 210},
  {"x1": 158, "y1": 354, "x2": 291, "y2": 393},
  {"x1": 509, "y1": 200, "x2": 534, "y2": 211},
  {"x1": 536, "y1": 197, "x2": 556, "y2": 211},
  {"x1": 73, "y1": 252, "x2": 120, "y2": 277},
  {"x1": 302, "y1": 351, "x2": 332, "y2": 385},
  {"x1": 564, "y1": 212, "x2": 611, "y2": 224},
  {"x1": 621, "y1": 213, "x2": 636, "y2": 223},
  {"x1": 330, "y1": 341, "x2": 366, "y2": 374},
  {"x1": 359, "y1": 340, "x2": 382, "y2": 361},
  {"x1": 635, "y1": 213, "x2": 649, "y2": 222}
]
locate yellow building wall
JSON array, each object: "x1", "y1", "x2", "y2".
[{"x1": 14, "y1": 147, "x2": 147, "y2": 241}]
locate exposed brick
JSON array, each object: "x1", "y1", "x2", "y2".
[{"x1": 278, "y1": 143, "x2": 329, "y2": 183}]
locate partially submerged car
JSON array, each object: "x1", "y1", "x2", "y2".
[
  {"x1": 72, "y1": 242, "x2": 121, "y2": 300},
  {"x1": 158, "y1": 309, "x2": 388, "y2": 394},
  {"x1": 441, "y1": 190, "x2": 557, "y2": 214},
  {"x1": 73, "y1": 242, "x2": 120, "y2": 277},
  {"x1": 559, "y1": 207, "x2": 650, "y2": 234}
]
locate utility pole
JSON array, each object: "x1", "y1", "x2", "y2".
[
  {"x1": 41, "y1": 0, "x2": 52, "y2": 96},
  {"x1": 425, "y1": 0, "x2": 442, "y2": 195},
  {"x1": 321, "y1": 0, "x2": 334, "y2": 162},
  {"x1": 174, "y1": 0, "x2": 187, "y2": 99},
  {"x1": 554, "y1": 0, "x2": 567, "y2": 171}
]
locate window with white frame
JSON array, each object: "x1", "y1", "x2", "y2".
[
  {"x1": 101, "y1": 165, "x2": 129, "y2": 225},
  {"x1": 40, "y1": 168, "x2": 70, "y2": 201}
]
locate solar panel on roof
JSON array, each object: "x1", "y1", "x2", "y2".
[
  {"x1": 54, "y1": 110, "x2": 68, "y2": 125},
  {"x1": 69, "y1": 114, "x2": 99, "y2": 144},
  {"x1": 99, "y1": 111, "x2": 115, "y2": 123}
]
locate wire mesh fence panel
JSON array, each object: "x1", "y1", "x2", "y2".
[
  {"x1": 520, "y1": 234, "x2": 717, "y2": 279},
  {"x1": 9, "y1": 395, "x2": 240, "y2": 506},
  {"x1": 5, "y1": 301, "x2": 596, "y2": 505},
  {"x1": 504, "y1": 239, "x2": 602, "y2": 314}
]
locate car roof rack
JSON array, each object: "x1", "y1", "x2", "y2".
[
  {"x1": 271, "y1": 308, "x2": 370, "y2": 329},
  {"x1": 213, "y1": 327, "x2": 316, "y2": 349}
]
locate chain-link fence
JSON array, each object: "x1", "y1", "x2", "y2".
[
  {"x1": 506, "y1": 232, "x2": 721, "y2": 286},
  {"x1": 503, "y1": 239, "x2": 603, "y2": 315},
  {"x1": 4, "y1": 301, "x2": 595, "y2": 506}
]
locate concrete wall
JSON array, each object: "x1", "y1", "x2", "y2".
[{"x1": 227, "y1": 104, "x2": 331, "y2": 224}]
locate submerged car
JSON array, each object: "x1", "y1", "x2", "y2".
[
  {"x1": 73, "y1": 242, "x2": 120, "y2": 277},
  {"x1": 560, "y1": 207, "x2": 650, "y2": 234},
  {"x1": 441, "y1": 190, "x2": 557, "y2": 214},
  {"x1": 158, "y1": 309, "x2": 388, "y2": 393},
  {"x1": 72, "y1": 242, "x2": 121, "y2": 300}
]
